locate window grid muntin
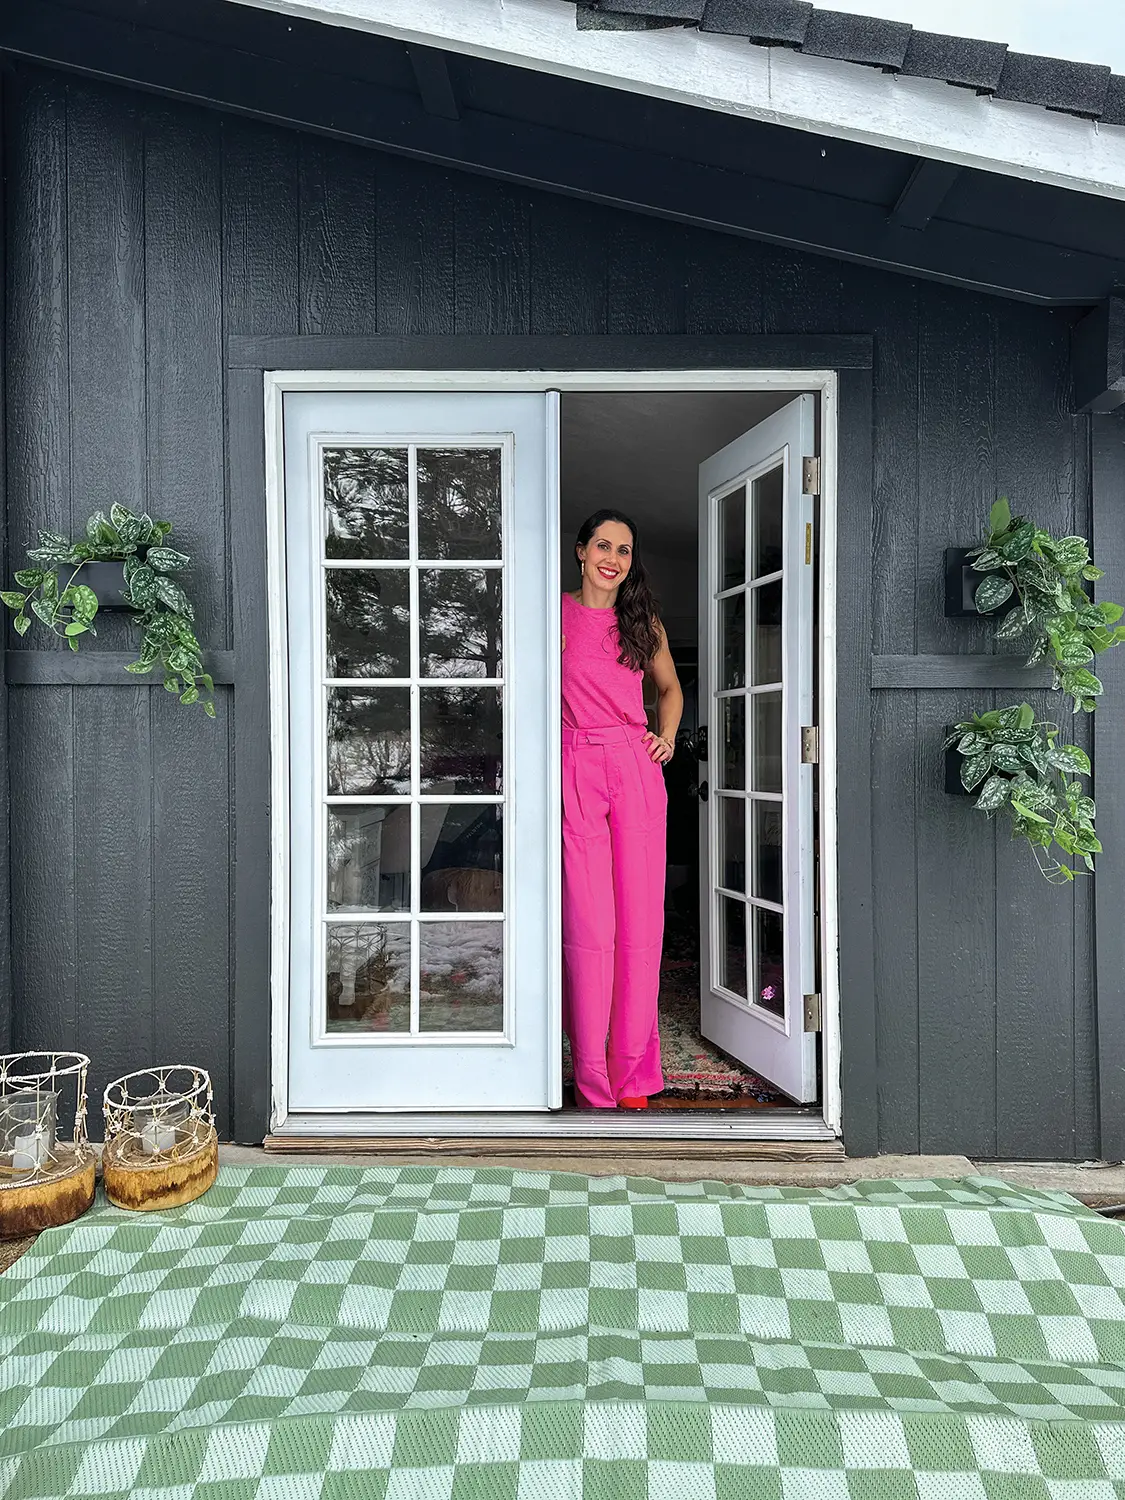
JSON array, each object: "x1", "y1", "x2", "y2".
[
  {"x1": 710, "y1": 458, "x2": 788, "y2": 1027},
  {"x1": 317, "y1": 438, "x2": 507, "y2": 1042}
]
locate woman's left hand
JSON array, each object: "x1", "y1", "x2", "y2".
[{"x1": 643, "y1": 732, "x2": 675, "y2": 764}]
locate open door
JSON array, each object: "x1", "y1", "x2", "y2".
[{"x1": 697, "y1": 396, "x2": 818, "y2": 1103}]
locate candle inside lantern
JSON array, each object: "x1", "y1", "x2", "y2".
[
  {"x1": 0, "y1": 1089, "x2": 59, "y2": 1173},
  {"x1": 132, "y1": 1093, "x2": 191, "y2": 1156},
  {"x1": 12, "y1": 1130, "x2": 50, "y2": 1170}
]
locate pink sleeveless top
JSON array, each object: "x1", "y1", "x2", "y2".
[{"x1": 561, "y1": 592, "x2": 646, "y2": 731}]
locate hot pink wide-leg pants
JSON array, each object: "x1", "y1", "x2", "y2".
[{"x1": 562, "y1": 725, "x2": 666, "y2": 1109}]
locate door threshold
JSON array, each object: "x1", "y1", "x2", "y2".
[{"x1": 268, "y1": 1108, "x2": 838, "y2": 1147}]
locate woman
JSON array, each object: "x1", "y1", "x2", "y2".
[{"x1": 562, "y1": 509, "x2": 684, "y2": 1109}]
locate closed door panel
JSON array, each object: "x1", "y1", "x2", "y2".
[{"x1": 283, "y1": 392, "x2": 555, "y2": 1111}]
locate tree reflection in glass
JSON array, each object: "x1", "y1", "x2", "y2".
[
  {"x1": 323, "y1": 448, "x2": 409, "y2": 560},
  {"x1": 326, "y1": 571, "x2": 410, "y2": 678},
  {"x1": 420, "y1": 687, "x2": 503, "y2": 794},
  {"x1": 419, "y1": 569, "x2": 502, "y2": 679},
  {"x1": 327, "y1": 689, "x2": 410, "y2": 796},
  {"x1": 417, "y1": 449, "x2": 502, "y2": 560}
]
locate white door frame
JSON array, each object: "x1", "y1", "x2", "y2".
[{"x1": 264, "y1": 368, "x2": 841, "y2": 1140}]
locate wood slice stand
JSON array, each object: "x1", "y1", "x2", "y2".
[
  {"x1": 0, "y1": 1146, "x2": 97, "y2": 1238},
  {"x1": 103, "y1": 1128, "x2": 219, "y2": 1212}
]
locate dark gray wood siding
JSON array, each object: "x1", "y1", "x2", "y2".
[{"x1": 3, "y1": 65, "x2": 1103, "y2": 1155}]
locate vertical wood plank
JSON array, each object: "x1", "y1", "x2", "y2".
[
  {"x1": 228, "y1": 368, "x2": 272, "y2": 1140},
  {"x1": 454, "y1": 176, "x2": 530, "y2": 335},
  {"x1": 10, "y1": 690, "x2": 77, "y2": 1053},
  {"x1": 915, "y1": 287, "x2": 997, "y2": 656},
  {"x1": 376, "y1": 155, "x2": 455, "y2": 336},
  {"x1": 870, "y1": 691, "x2": 920, "y2": 1152},
  {"x1": 299, "y1": 136, "x2": 380, "y2": 336},
  {"x1": 761, "y1": 243, "x2": 843, "y2": 337},
  {"x1": 0, "y1": 66, "x2": 9, "y2": 1050},
  {"x1": 915, "y1": 286, "x2": 998, "y2": 1154},
  {"x1": 7, "y1": 71, "x2": 77, "y2": 1051},
  {"x1": 1069, "y1": 412, "x2": 1098, "y2": 1160},
  {"x1": 607, "y1": 214, "x2": 686, "y2": 335},
  {"x1": 992, "y1": 307, "x2": 1085, "y2": 1160},
  {"x1": 835, "y1": 367, "x2": 878, "y2": 1156},
  {"x1": 916, "y1": 687, "x2": 997, "y2": 1156},
  {"x1": 529, "y1": 195, "x2": 608, "y2": 336},
  {"x1": 72, "y1": 691, "x2": 153, "y2": 1113},
  {"x1": 1093, "y1": 411, "x2": 1125, "y2": 1160},
  {"x1": 684, "y1": 232, "x2": 764, "y2": 337},
  {"x1": 144, "y1": 98, "x2": 233, "y2": 1127},
  {"x1": 864, "y1": 276, "x2": 921, "y2": 1150},
  {"x1": 222, "y1": 118, "x2": 299, "y2": 337},
  {"x1": 66, "y1": 82, "x2": 153, "y2": 1112},
  {"x1": 220, "y1": 118, "x2": 298, "y2": 1135}
]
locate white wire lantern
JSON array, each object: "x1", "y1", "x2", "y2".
[
  {"x1": 0, "y1": 1052, "x2": 95, "y2": 1237},
  {"x1": 102, "y1": 1066, "x2": 218, "y2": 1212}
]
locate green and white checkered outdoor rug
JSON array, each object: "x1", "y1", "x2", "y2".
[{"x1": 3, "y1": 1166, "x2": 1125, "y2": 1498}]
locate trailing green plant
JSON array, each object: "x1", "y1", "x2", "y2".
[
  {"x1": 2, "y1": 504, "x2": 215, "y2": 716},
  {"x1": 967, "y1": 497, "x2": 1125, "y2": 713},
  {"x1": 944, "y1": 704, "x2": 1098, "y2": 884}
]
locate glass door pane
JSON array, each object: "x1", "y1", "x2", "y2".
[
  {"x1": 321, "y1": 443, "x2": 506, "y2": 1039},
  {"x1": 747, "y1": 460, "x2": 786, "y2": 1018},
  {"x1": 711, "y1": 461, "x2": 788, "y2": 1019}
]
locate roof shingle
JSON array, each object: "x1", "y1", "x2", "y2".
[
  {"x1": 590, "y1": 0, "x2": 704, "y2": 18},
  {"x1": 801, "y1": 8, "x2": 911, "y2": 70},
  {"x1": 900, "y1": 30, "x2": 1008, "y2": 93},
  {"x1": 699, "y1": 0, "x2": 811, "y2": 45},
  {"x1": 996, "y1": 52, "x2": 1112, "y2": 119},
  {"x1": 571, "y1": 1, "x2": 1124, "y2": 123}
]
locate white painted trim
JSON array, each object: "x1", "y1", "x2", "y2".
[
  {"x1": 544, "y1": 391, "x2": 563, "y2": 1111},
  {"x1": 818, "y1": 376, "x2": 842, "y2": 1137},
  {"x1": 271, "y1": 1109, "x2": 837, "y2": 1141},
  {"x1": 230, "y1": 0, "x2": 1125, "y2": 201},
  {"x1": 264, "y1": 371, "x2": 837, "y2": 394},
  {"x1": 263, "y1": 368, "x2": 842, "y2": 1141},
  {"x1": 264, "y1": 373, "x2": 291, "y2": 1133}
]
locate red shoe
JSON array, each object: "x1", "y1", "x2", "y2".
[{"x1": 618, "y1": 1096, "x2": 649, "y2": 1110}]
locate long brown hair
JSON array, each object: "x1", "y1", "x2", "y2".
[{"x1": 575, "y1": 509, "x2": 661, "y2": 672}]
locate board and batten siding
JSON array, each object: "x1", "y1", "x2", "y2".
[{"x1": 2, "y1": 64, "x2": 1106, "y2": 1155}]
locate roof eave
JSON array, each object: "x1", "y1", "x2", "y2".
[{"x1": 229, "y1": 0, "x2": 1125, "y2": 203}]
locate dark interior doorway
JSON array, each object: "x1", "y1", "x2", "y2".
[{"x1": 559, "y1": 390, "x2": 807, "y2": 1113}]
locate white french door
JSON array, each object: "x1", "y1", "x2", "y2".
[
  {"x1": 697, "y1": 396, "x2": 818, "y2": 1103},
  {"x1": 281, "y1": 391, "x2": 557, "y2": 1111}
]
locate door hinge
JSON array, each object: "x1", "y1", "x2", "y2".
[
  {"x1": 803, "y1": 992, "x2": 822, "y2": 1033},
  {"x1": 801, "y1": 726, "x2": 819, "y2": 764},
  {"x1": 802, "y1": 456, "x2": 821, "y2": 495}
]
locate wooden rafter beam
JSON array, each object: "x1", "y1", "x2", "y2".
[
  {"x1": 1071, "y1": 290, "x2": 1125, "y2": 412},
  {"x1": 406, "y1": 44, "x2": 460, "y2": 120},
  {"x1": 888, "y1": 158, "x2": 961, "y2": 230}
]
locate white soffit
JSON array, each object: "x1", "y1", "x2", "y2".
[{"x1": 229, "y1": 0, "x2": 1125, "y2": 202}]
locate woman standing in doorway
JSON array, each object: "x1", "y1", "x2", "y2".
[{"x1": 562, "y1": 510, "x2": 684, "y2": 1109}]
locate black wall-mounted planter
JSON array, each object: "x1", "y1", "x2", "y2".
[
  {"x1": 944, "y1": 548, "x2": 980, "y2": 617},
  {"x1": 55, "y1": 557, "x2": 139, "y2": 612}
]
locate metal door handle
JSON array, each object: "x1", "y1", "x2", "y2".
[{"x1": 697, "y1": 781, "x2": 709, "y2": 802}]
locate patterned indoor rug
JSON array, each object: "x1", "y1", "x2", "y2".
[{"x1": 3, "y1": 1167, "x2": 1125, "y2": 1498}]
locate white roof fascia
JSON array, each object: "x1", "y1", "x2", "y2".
[{"x1": 229, "y1": 0, "x2": 1125, "y2": 202}]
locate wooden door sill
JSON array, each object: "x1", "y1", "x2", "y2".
[{"x1": 264, "y1": 1134, "x2": 844, "y2": 1161}]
